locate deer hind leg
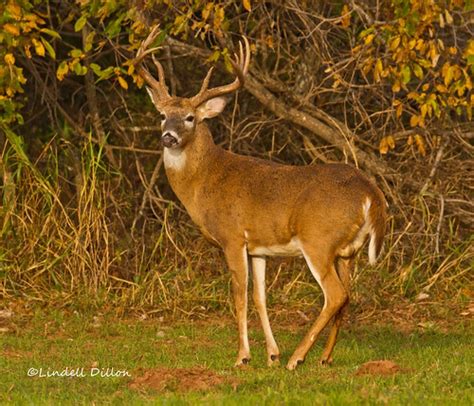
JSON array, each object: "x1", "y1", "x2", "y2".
[
  {"x1": 287, "y1": 247, "x2": 348, "y2": 370},
  {"x1": 251, "y1": 256, "x2": 280, "y2": 366},
  {"x1": 320, "y1": 257, "x2": 352, "y2": 366},
  {"x1": 224, "y1": 244, "x2": 251, "y2": 366}
]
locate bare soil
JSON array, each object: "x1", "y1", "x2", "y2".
[
  {"x1": 355, "y1": 360, "x2": 403, "y2": 376},
  {"x1": 128, "y1": 367, "x2": 239, "y2": 393}
]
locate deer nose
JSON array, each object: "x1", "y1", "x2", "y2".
[{"x1": 161, "y1": 131, "x2": 179, "y2": 148}]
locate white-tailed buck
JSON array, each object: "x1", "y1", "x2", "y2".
[{"x1": 135, "y1": 27, "x2": 387, "y2": 370}]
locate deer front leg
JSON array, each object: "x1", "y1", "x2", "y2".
[
  {"x1": 251, "y1": 256, "x2": 280, "y2": 366},
  {"x1": 225, "y1": 244, "x2": 251, "y2": 366}
]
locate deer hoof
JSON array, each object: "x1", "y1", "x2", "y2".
[
  {"x1": 320, "y1": 356, "x2": 333, "y2": 366},
  {"x1": 235, "y1": 357, "x2": 250, "y2": 367},
  {"x1": 286, "y1": 357, "x2": 304, "y2": 371},
  {"x1": 268, "y1": 354, "x2": 280, "y2": 367}
]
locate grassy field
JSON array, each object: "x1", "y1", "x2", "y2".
[{"x1": 1, "y1": 309, "x2": 472, "y2": 405}]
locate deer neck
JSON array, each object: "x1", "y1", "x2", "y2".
[{"x1": 163, "y1": 123, "x2": 218, "y2": 202}]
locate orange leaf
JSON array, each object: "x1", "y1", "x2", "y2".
[
  {"x1": 410, "y1": 115, "x2": 419, "y2": 127},
  {"x1": 243, "y1": 0, "x2": 251, "y2": 12},
  {"x1": 6, "y1": 2, "x2": 22, "y2": 20},
  {"x1": 117, "y1": 76, "x2": 128, "y2": 90},
  {"x1": 3, "y1": 23, "x2": 20, "y2": 36},
  {"x1": 379, "y1": 138, "x2": 388, "y2": 154},
  {"x1": 387, "y1": 135, "x2": 395, "y2": 149}
]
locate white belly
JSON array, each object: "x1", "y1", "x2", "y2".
[{"x1": 247, "y1": 237, "x2": 302, "y2": 257}]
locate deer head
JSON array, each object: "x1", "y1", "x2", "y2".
[{"x1": 135, "y1": 26, "x2": 250, "y2": 150}]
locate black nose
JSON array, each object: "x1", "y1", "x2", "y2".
[{"x1": 161, "y1": 132, "x2": 178, "y2": 148}]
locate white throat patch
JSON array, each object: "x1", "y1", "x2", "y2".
[{"x1": 164, "y1": 148, "x2": 186, "y2": 171}]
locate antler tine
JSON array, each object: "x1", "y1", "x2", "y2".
[
  {"x1": 152, "y1": 54, "x2": 167, "y2": 86},
  {"x1": 194, "y1": 66, "x2": 215, "y2": 99},
  {"x1": 191, "y1": 36, "x2": 251, "y2": 107},
  {"x1": 135, "y1": 25, "x2": 170, "y2": 100}
]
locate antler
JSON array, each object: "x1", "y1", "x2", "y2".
[
  {"x1": 135, "y1": 25, "x2": 170, "y2": 101},
  {"x1": 191, "y1": 36, "x2": 250, "y2": 107}
]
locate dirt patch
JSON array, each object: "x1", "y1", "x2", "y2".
[
  {"x1": 355, "y1": 360, "x2": 403, "y2": 376},
  {"x1": 129, "y1": 367, "x2": 239, "y2": 393},
  {"x1": 1, "y1": 348, "x2": 33, "y2": 358}
]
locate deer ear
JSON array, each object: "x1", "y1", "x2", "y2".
[
  {"x1": 196, "y1": 97, "x2": 228, "y2": 121},
  {"x1": 146, "y1": 87, "x2": 163, "y2": 110}
]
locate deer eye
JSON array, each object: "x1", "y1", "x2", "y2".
[
  {"x1": 185, "y1": 115, "x2": 195, "y2": 123},
  {"x1": 160, "y1": 113, "x2": 166, "y2": 121}
]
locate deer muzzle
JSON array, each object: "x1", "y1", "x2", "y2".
[{"x1": 161, "y1": 131, "x2": 179, "y2": 148}]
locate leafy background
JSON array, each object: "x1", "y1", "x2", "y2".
[{"x1": 0, "y1": 0, "x2": 472, "y2": 318}]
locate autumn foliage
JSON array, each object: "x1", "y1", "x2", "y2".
[{"x1": 0, "y1": 1, "x2": 472, "y2": 311}]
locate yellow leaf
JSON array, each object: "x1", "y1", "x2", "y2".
[
  {"x1": 444, "y1": 66, "x2": 454, "y2": 86},
  {"x1": 379, "y1": 138, "x2": 388, "y2": 154},
  {"x1": 390, "y1": 36, "x2": 401, "y2": 51},
  {"x1": 4, "y1": 53, "x2": 15, "y2": 65},
  {"x1": 439, "y1": 13, "x2": 445, "y2": 28},
  {"x1": 3, "y1": 23, "x2": 20, "y2": 36},
  {"x1": 420, "y1": 104, "x2": 428, "y2": 118},
  {"x1": 396, "y1": 103, "x2": 403, "y2": 118},
  {"x1": 374, "y1": 59, "x2": 383, "y2": 82},
  {"x1": 56, "y1": 61, "x2": 69, "y2": 81},
  {"x1": 410, "y1": 115, "x2": 419, "y2": 127},
  {"x1": 413, "y1": 63, "x2": 423, "y2": 79},
  {"x1": 243, "y1": 0, "x2": 251, "y2": 12},
  {"x1": 414, "y1": 134, "x2": 426, "y2": 156},
  {"x1": 32, "y1": 38, "x2": 45, "y2": 56},
  {"x1": 445, "y1": 10, "x2": 453, "y2": 24},
  {"x1": 117, "y1": 76, "x2": 128, "y2": 90},
  {"x1": 422, "y1": 83, "x2": 430, "y2": 91},
  {"x1": 407, "y1": 135, "x2": 413, "y2": 146},
  {"x1": 341, "y1": 4, "x2": 351, "y2": 28}
]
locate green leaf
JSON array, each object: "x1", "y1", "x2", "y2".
[
  {"x1": 151, "y1": 30, "x2": 167, "y2": 48},
  {"x1": 70, "y1": 48, "x2": 82, "y2": 58},
  {"x1": 40, "y1": 28, "x2": 61, "y2": 39},
  {"x1": 97, "y1": 66, "x2": 114, "y2": 81},
  {"x1": 89, "y1": 63, "x2": 102, "y2": 76},
  {"x1": 105, "y1": 15, "x2": 124, "y2": 38},
  {"x1": 74, "y1": 15, "x2": 87, "y2": 32},
  {"x1": 40, "y1": 37, "x2": 56, "y2": 59},
  {"x1": 401, "y1": 65, "x2": 411, "y2": 84}
]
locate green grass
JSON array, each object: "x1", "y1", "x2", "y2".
[{"x1": 1, "y1": 310, "x2": 472, "y2": 405}]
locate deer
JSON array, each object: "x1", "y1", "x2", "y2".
[{"x1": 134, "y1": 27, "x2": 387, "y2": 371}]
